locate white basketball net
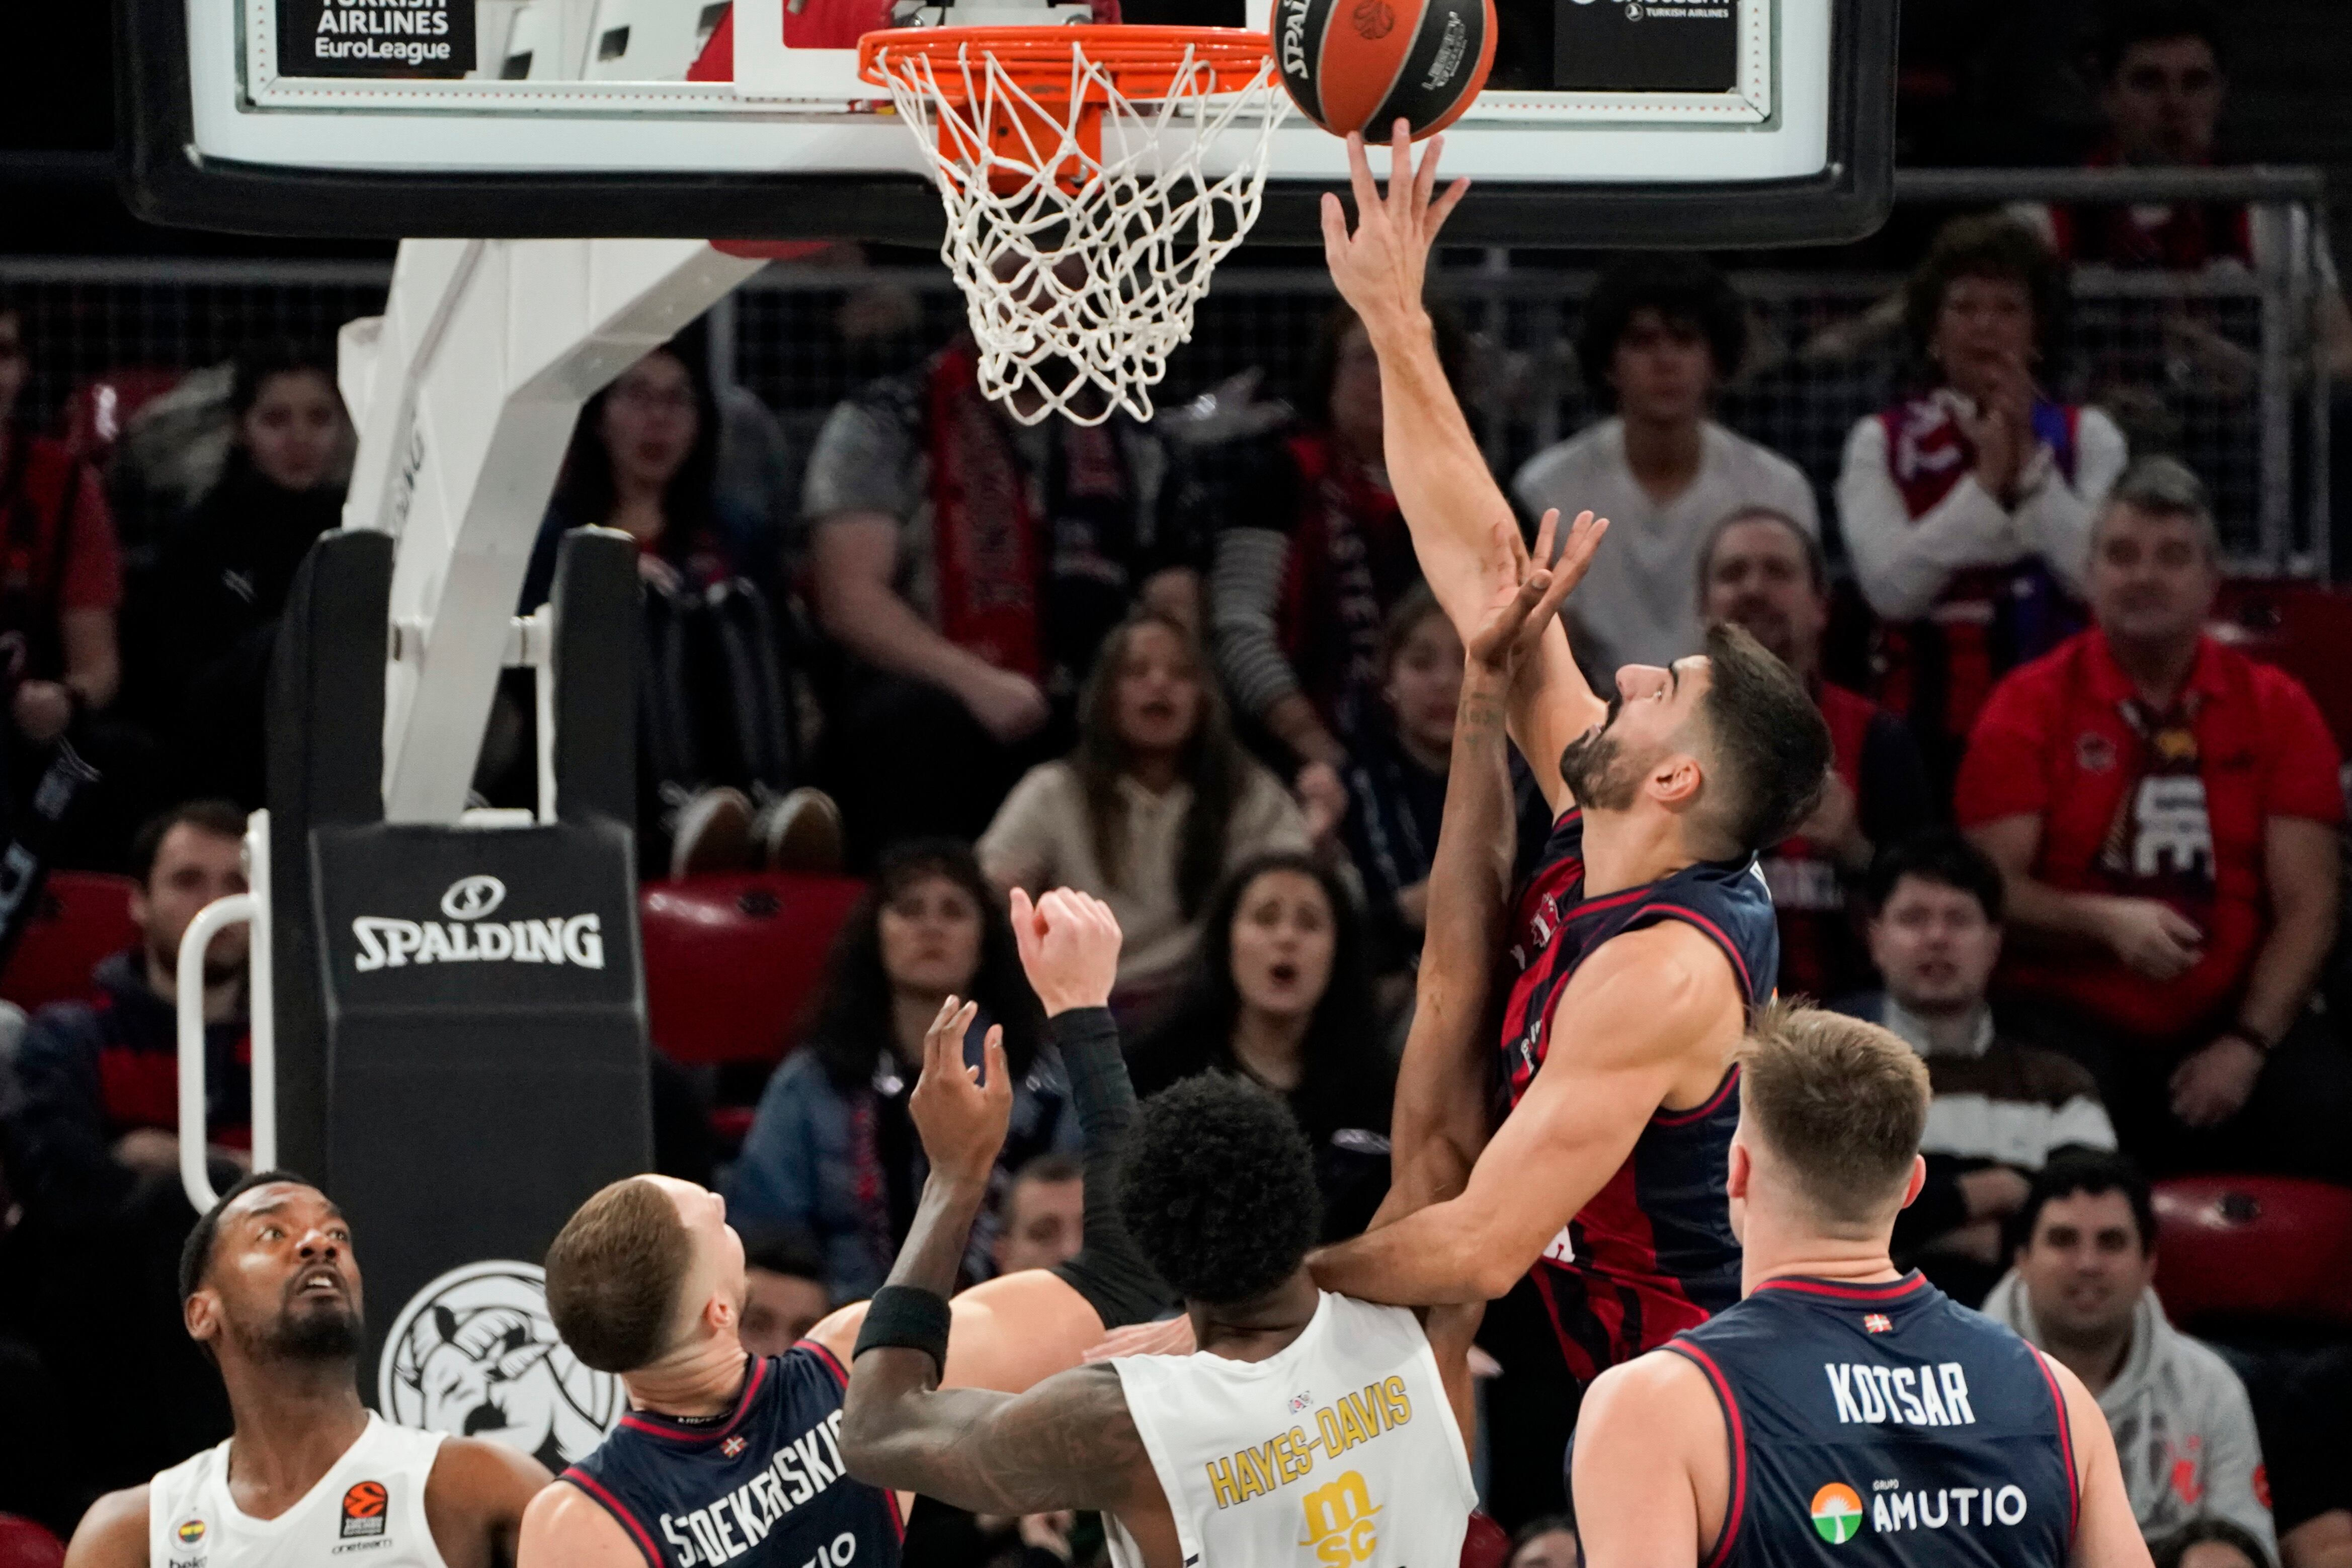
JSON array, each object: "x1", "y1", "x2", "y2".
[{"x1": 869, "y1": 37, "x2": 1285, "y2": 426}]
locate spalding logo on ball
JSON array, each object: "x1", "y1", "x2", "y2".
[{"x1": 1274, "y1": 0, "x2": 1498, "y2": 139}]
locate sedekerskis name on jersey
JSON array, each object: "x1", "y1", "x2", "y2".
[
  {"x1": 659, "y1": 1409, "x2": 853, "y2": 1567},
  {"x1": 1825, "y1": 1362, "x2": 1978, "y2": 1427}
]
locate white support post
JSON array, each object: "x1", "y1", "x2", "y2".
[{"x1": 342, "y1": 238, "x2": 765, "y2": 824}]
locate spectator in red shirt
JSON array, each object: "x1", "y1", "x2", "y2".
[
  {"x1": 1697, "y1": 505, "x2": 1932, "y2": 1000},
  {"x1": 1958, "y1": 456, "x2": 2348, "y2": 1180},
  {"x1": 0, "y1": 294, "x2": 127, "y2": 831}
]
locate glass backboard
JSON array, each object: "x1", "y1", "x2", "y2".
[{"x1": 119, "y1": 0, "x2": 1894, "y2": 245}]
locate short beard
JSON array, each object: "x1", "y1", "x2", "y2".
[
  {"x1": 1559, "y1": 708, "x2": 1644, "y2": 812},
  {"x1": 241, "y1": 1302, "x2": 365, "y2": 1365}
]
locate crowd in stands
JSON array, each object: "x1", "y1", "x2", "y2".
[{"x1": 2, "y1": 4, "x2": 2350, "y2": 1562}]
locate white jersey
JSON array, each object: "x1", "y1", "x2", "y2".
[
  {"x1": 148, "y1": 1413, "x2": 451, "y2": 1568},
  {"x1": 1106, "y1": 1293, "x2": 1476, "y2": 1568}
]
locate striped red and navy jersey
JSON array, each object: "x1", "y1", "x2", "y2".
[
  {"x1": 1664, "y1": 1272, "x2": 2077, "y2": 1568},
  {"x1": 561, "y1": 1345, "x2": 904, "y2": 1568},
  {"x1": 1500, "y1": 809, "x2": 1777, "y2": 1381}
]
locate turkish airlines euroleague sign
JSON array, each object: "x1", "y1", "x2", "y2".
[{"x1": 278, "y1": 0, "x2": 473, "y2": 77}]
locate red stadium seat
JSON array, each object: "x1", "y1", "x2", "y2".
[
  {"x1": 0, "y1": 1515, "x2": 65, "y2": 1568},
  {"x1": 0, "y1": 871, "x2": 141, "y2": 1013},
  {"x1": 59, "y1": 369, "x2": 185, "y2": 469},
  {"x1": 2151, "y1": 1175, "x2": 2352, "y2": 1331},
  {"x1": 2212, "y1": 580, "x2": 2352, "y2": 752},
  {"x1": 640, "y1": 872, "x2": 865, "y2": 1069}
]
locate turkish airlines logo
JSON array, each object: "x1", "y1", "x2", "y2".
[{"x1": 352, "y1": 876, "x2": 605, "y2": 972}]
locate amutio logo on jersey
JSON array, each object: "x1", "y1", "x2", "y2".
[{"x1": 1811, "y1": 1477, "x2": 2036, "y2": 1543}]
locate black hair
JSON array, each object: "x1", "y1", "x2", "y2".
[
  {"x1": 549, "y1": 327, "x2": 723, "y2": 565},
  {"x1": 1576, "y1": 253, "x2": 1748, "y2": 409},
  {"x1": 1509, "y1": 1517, "x2": 1582, "y2": 1568},
  {"x1": 229, "y1": 343, "x2": 339, "y2": 423},
  {"x1": 803, "y1": 838, "x2": 1043, "y2": 1091},
  {"x1": 1127, "y1": 851, "x2": 1391, "y2": 1144},
  {"x1": 1011, "y1": 1152, "x2": 1084, "y2": 1188},
  {"x1": 1300, "y1": 296, "x2": 1472, "y2": 431},
  {"x1": 1072, "y1": 613, "x2": 1249, "y2": 920},
  {"x1": 1903, "y1": 215, "x2": 2071, "y2": 380},
  {"x1": 1117, "y1": 1075, "x2": 1320, "y2": 1306},
  {"x1": 2018, "y1": 1150, "x2": 2158, "y2": 1255},
  {"x1": 2095, "y1": 0, "x2": 2227, "y2": 80},
  {"x1": 1697, "y1": 622, "x2": 1833, "y2": 854},
  {"x1": 130, "y1": 799, "x2": 248, "y2": 891},
  {"x1": 2150, "y1": 1519, "x2": 2269, "y2": 1568},
  {"x1": 1865, "y1": 830, "x2": 2006, "y2": 924},
  {"x1": 179, "y1": 1169, "x2": 316, "y2": 1304},
  {"x1": 741, "y1": 1226, "x2": 828, "y2": 1284}
]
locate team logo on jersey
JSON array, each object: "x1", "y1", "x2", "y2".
[
  {"x1": 1863, "y1": 1313, "x2": 1893, "y2": 1334},
  {"x1": 379, "y1": 1259, "x2": 623, "y2": 1472},
  {"x1": 340, "y1": 1480, "x2": 389, "y2": 1539},
  {"x1": 1299, "y1": 1471, "x2": 1382, "y2": 1566},
  {"x1": 1810, "y1": 1483, "x2": 1865, "y2": 1544},
  {"x1": 722, "y1": 1436, "x2": 748, "y2": 1457},
  {"x1": 175, "y1": 1518, "x2": 207, "y2": 1546}
]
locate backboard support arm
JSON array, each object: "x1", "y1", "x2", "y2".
[{"x1": 340, "y1": 238, "x2": 764, "y2": 823}]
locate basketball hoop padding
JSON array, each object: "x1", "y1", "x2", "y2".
[{"x1": 860, "y1": 25, "x2": 1283, "y2": 426}]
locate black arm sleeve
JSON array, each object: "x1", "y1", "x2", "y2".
[{"x1": 1044, "y1": 1007, "x2": 1173, "y2": 1329}]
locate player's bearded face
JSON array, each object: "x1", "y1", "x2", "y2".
[
  {"x1": 1559, "y1": 698, "x2": 1646, "y2": 811},
  {"x1": 239, "y1": 1261, "x2": 365, "y2": 1363}
]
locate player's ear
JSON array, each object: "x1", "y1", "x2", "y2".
[
  {"x1": 1899, "y1": 1155, "x2": 1927, "y2": 1211},
  {"x1": 1725, "y1": 1136, "x2": 1752, "y2": 1200},
  {"x1": 185, "y1": 1286, "x2": 223, "y2": 1346},
  {"x1": 1650, "y1": 751, "x2": 1704, "y2": 809}
]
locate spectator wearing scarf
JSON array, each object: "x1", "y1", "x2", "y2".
[
  {"x1": 805, "y1": 336, "x2": 1197, "y2": 866},
  {"x1": 1957, "y1": 459, "x2": 2346, "y2": 1183},
  {"x1": 1837, "y1": 216, "x2": 2129, "y2": 789}
]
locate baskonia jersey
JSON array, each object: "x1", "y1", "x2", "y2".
[
  {"x1": 1666, "y1": 1272, "x2": 2077, "y2": 1568},
  {"x1": 561, "y1": 1345, "x2": 904, "y2": 1568},
  {"x1": 1500, "y1": 808, "x2": 1778, "y2": 1381},
  {"x1": 1105, "y1": 1292, "x2": 1477, "y2": 1568},
  {"x1": 148, "y1": 1413, "x2": 449, "y2": 1568}
]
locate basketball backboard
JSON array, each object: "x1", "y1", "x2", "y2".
[{"x1": 120, "y1": 0, "x2": 1895, "y2": 247}]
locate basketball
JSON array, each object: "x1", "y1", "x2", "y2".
[{"x1": 1271, "y1": 0, "x2": 1498, "y2": 140}]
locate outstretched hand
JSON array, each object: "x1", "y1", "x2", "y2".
[
  {"x1": 1466, "y1": 510, "x2": 1605, "y2": 675},
  {"x1": 1010, "y1": 887, "x2": 1124, "y2": 1016},
  {"x1": 908, "y1": 996, "x2": 1012, "y2": 1186},
  {"x1": 1320, "y1": 123, "x2": 1471, "y2": 341}
]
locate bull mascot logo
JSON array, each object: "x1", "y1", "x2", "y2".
[{"x1": 379, "y1": 1259, "x2": 621, "y2": 1471}]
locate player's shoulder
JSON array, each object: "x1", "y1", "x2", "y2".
[
  {"x1": 1569, "y1": 918, "x2": 1736, "y2": 1005},
  {"x1": 427, "y1": 1435, "x2": 552, "y2": 1518},
  {"x1": 521, "y1": 1471, "x2": 642, "y2": 1564},
  {"x1": 1581, "y1": 1346, "x2": 1718, "y2": 1434},
  {"x1": 65, "y1": 1483, "x2": 150, "y2": 1567}
]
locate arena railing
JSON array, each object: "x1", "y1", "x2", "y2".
[{"x1": 0, "y1": 165, "x2": 2332, "y2": 576}]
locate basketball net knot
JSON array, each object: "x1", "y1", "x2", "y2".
[{"x1": 866, "y1": 29, "x2": 1283, "y2": 426}]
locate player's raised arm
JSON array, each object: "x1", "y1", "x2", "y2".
[
  {"x1": 1323, "y1": 124, "x2": 1609, "y2": 807},
  {"x1": 837, "y1": 995, "x2": 1157, "y2": 1518},
  {"x1": 1381, "y1": 525, "x2": 1577, "y2": 1220},
  {"x1": 1312, "y1": 921, "x2": 1739, "y2": 1304}
]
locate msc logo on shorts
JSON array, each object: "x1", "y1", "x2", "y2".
[
  {"x1": 341, "y1": 1480, "x2": 389, "y2": 1539},
  {"x1": 1299, "y1": 1471, "x2": 1381, "y2": 1566},
  {"x1": 1810, "y1": 1483, "x2": 1864, "y2": 1544}
]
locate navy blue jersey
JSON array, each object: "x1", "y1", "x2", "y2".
[
  {"x1": 1498, "y1": 809, "x2": 1778, "y2": 1379},
  {"x1": 562, "y1": 1344, "x2": 904, "y2": 1568},
  {"x1": 1666, "y1": 1273, "x2": 2078, "y2": 1568}
]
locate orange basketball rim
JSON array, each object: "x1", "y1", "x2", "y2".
[{"x1": 858, "y1": 25, "x2": 1273, "y2": 193}]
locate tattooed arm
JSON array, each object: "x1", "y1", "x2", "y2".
[{"x1": 841, "y1": 1360, "x2": 1158, "y2": 1517}]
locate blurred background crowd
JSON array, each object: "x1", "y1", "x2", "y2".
[{"x1": 3, "y1": 3, "x2": 2352, "y2": 1567}]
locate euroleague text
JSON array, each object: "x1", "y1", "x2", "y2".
[
  {"x1": 659, "y1": 1409, "x2": 852, "y2": 1567},
  {"x1": 1825, "y1": 1361, "x2": 1978, "y2": 1428},
  {"x1": 1205, "y1": 1378, "x2": 1413, "y2": 1510}
]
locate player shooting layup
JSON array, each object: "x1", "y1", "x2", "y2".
[
  {"x1": 1307, "y1": 127, "x2": 1836, "y2": 1399},
  {"x1": 829, "y1": 561, "x2": 1585, "y2": 1568},
  {"x1": 1574, "y1": 1004, "x2": 2150, "y2": 1568}
]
